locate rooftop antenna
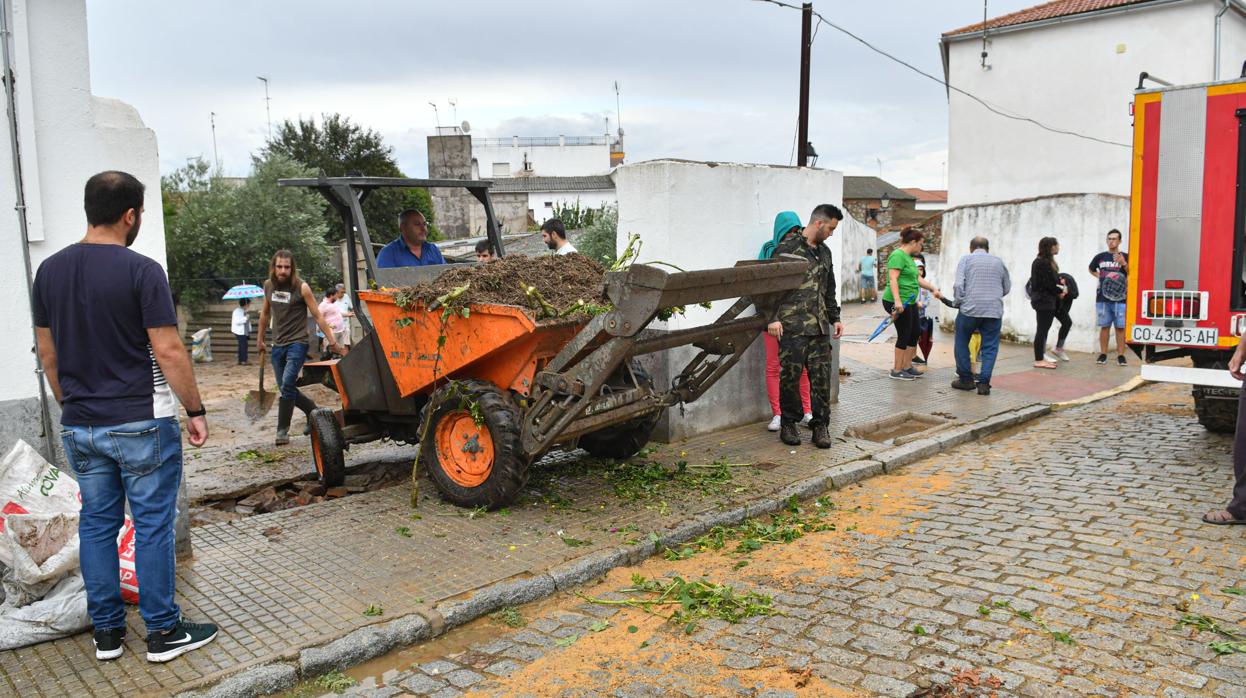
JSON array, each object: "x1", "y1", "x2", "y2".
[
  {"x1": 429, "y1": 102, "x2": 441, "y2": 129},
  {"x1": 613, "y1": 80, "x2": 623, "y2": 133},
  {"x1": 877, "y1": 157, "x2": 883, "y2": 179},
  {"x1": 448, "y1": 98, "x2": 458, "y2": 126},
  {"x1": 256, "y1": 76, "x2": 272, "y2": 138},
  {"x1": 981, "y1": 0, "x2": 991, "y2": 70},
  {"x1": 210, "y1": 111, "x2": 219, "y2": 170}
]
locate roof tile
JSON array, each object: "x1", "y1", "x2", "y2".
[{"x1": 944, "y1": 0, "x2": 1155, "y2": 37}]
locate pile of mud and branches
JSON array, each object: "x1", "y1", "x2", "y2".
[{"x1": 396, "y1": 253, "x2": 608, "y2": 320}]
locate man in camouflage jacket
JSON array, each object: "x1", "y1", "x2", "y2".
[{"x1": 767, "y1": 204, "x2": 844, "y2": 449}]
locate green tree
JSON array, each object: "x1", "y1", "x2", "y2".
[
  {"x1": 576, "y1": 205, "x2": 618, "y2": 267},
  {"x1": 262, "y1": 113, "x2": 435, "y2": 243},
  {"x1": 163, "y1": 154, "x2": 336, "y2": 310}
]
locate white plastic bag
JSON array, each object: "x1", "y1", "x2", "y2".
[
  {"x1": 0, "y1": 441, "x2": 139, "y2": 604},
  {"x1": 191, "y1": 327, "x2": 213, "y2": 363},
  {"x1": 0, "y1": 441, "x2": 80, "y2": 568},
  {"x1": 0, "y1": 573, "x2": 89, "y2": 650},
  {"x1": 2, "y1": 513, "x2": 80, "y2": 607}
]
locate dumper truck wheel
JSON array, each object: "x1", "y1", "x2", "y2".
[
  {"x1": 309, "y1": 408, "x2": 346, "y2": 487},
  {"x1": 421, "y1": 380, "x2": 527, "y2": 509},
  {"x1": 579, "y1": 364, "x2": 662, "y2": 461}
]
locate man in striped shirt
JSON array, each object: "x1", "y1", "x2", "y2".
[{"x1": 950, "y1": 237, "x2": 1011, "y2": 395}]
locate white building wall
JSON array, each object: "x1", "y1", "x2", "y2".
[
  {"x1": 615, "y1": 160, "x2": 843, "y2": 440},
  {"x1": 937, "y1": 193, "x2": 1131, "y2": 351},
  {"x1": 946, "y1": 0, "x2": 1243, "y2": 207},
  {"x1": 473, "y1": 142, "x2": 610, "y2": 177},
  {"x1": 1221, "y1": 6, "x2": 1246, "y2": 79},
  {"x1": 835, "y1": 215, "x2": 880, "y2": 302},
  {"x1": 0, "y1": 0, "x2": 165, "y2": 422},
  {"x1": 528, "y1": 190, "x2": 617, "y2": 224}
]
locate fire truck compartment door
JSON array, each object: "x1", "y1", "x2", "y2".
[{"x1": 1154, "y1": 87, "x2": 1207, "y2": 295}]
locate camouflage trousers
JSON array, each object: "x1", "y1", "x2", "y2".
[{"x1": 778, "y1": 333, "x2": 832, "y2": 428}]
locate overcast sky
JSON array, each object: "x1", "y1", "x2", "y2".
[{"x1": 84, "y1": 0, "x2": 1037, "y2": 189}]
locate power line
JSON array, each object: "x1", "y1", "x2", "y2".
[{"x1": 753, "y1": 0, "x2": 1130, "y2": 149}]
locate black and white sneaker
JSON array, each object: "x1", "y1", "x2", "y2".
[
  {"x1": 94, "y1": 627, "x2": 126, "y2": 660},
  {"x1": 1096, "y1": 353, "x2": 1108, "y2": 365},
  {"x1": 146, "y1": 619, "x2": 219, "y2": 663},
  {"x1": 1117, "y1": 355, "x2": 1127, "y2": 367},
  {"x1": 889, "y1": 370, "x2": 915, "y2": 381}
]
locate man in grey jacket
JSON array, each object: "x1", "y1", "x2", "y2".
[{"x1": 950, "y1": 237, "x2": 1010, "y2": 395}]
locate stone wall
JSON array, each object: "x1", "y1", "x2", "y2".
[
  {"x1": 427, "y1": 135, "x2": 477, "y2": 239},
  {"x1": 843, "y1": 198, "x2": 916, "y2": 231}
]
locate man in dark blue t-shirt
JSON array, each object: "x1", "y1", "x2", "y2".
[
  {"x1": 32, "y1": 171, "x2": 218, "y2": 664},
  {"x1": 376, "y1": 208, "x2": 445, "y2": 268}
]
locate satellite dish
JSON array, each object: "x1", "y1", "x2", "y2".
[{"x1": 461, "y1": 121, "x2": 471, "y2": 134}]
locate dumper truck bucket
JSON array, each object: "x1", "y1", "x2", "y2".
[{"x1": 519, "y1": 257, "x2": 808, "y2": 454}]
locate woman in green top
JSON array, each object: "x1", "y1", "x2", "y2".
[{"x1": 882, "y1": 228, "x2": 943, "y2": 380}]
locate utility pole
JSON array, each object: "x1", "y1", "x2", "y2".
[
  {"x1": 796, "y1": 3, "x2": 812, "y2": 167},
  {"x1": 256, "y1": 76, "x2": 271, "y2": 139},
  {"x1": 210, "y1": 111, "x2": 219, "y2": 170}
]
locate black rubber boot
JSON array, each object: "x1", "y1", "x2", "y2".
[
  {"x1": 812, "y1": 425, "x2": 832, "y2": 449},
  {"x1": 779, "y1": 422, "x2": 801, "y2": 446},
  {"x1": 275, "y1": 398, "x2": 294, "y2": 446},
  {"x1": 294, "y1": 391, "x2": 317, "y2": 435}
]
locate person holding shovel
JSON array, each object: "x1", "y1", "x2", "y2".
[
  {"x1": 882, "y1": 228, "x2": 943, "y2": 381},
  {"x1": 257, "y1": 250, "x2": 344, "y2": 445}
]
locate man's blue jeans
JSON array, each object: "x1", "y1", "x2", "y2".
[
  {"x1": 954, "y1": 314, "x2": 1002, "y2": 385},
  {"x1": 271, "y1": 342, "x2": 309, "y2": 400},
  {"x1": 60, "y1": 417, "x2": 182, "y2": 633}
]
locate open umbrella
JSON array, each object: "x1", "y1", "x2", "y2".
[
  {"x1": 222, "y1": 283, "x2": 265, "y2": 300},
  {"x1": 867, "y1": 294, "x2": 917, "y2": 343}
]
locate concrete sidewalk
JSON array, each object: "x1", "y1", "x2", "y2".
[{"x1": 0, "y1": 326, "x2": 1142, "y2": 698}]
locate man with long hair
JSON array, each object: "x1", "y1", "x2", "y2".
[{"x1": 257, "y1": 250, "x2": 344, "y2": 445}]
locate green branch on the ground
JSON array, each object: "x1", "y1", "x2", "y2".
[
  {"x1": 979, "y1": 600, "x2": 1076, "y2": 646},
  {"x1": 1178, "y1": 613, "x2": 1246, "y2": 654},
  {"x1": 662, "y1": 498, "x2": 834, "y2": 561},
  {"x1": 578, "y1": 573, "x2": 778, "y2": 634}
]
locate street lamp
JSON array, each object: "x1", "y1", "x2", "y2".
[
  {"x1": 880, "y1": 192, "x2": 891, "y2": 210},
  {"x1": 805, "y1": 142, "x2": 818, "y2": 167}
]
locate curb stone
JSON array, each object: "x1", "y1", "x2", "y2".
[
  {"x1": 189, "y1": 397, "x2": 1076, "y2": 694},
  {"x1": 828, "y1": 460, "x2": 883, "y2": 488},
  {"x1": 299, "y1": 613, "x2": 433, "y2": 677},
  {"x1": 174, "y1": 663, "x2": 298, "y2": 698},
  {"x1": 434, "y1": 573, "x2": 556, "y2": 630}
]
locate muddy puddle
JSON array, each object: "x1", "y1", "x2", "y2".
[{"x1": 844, "y1": 411, "x2": 953, "y2": 446}]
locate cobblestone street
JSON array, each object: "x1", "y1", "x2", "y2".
[{"x1": 325, "y1": 382, "x2": 1246, "y2": 698}]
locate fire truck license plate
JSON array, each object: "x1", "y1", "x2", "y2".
[{"x1": 1129, "y1": 325, "x2": 1219, "y2": 346}]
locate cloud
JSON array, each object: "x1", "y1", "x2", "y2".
[{"x1": 88, "y1": 0, "x2": 1038, "y2": 186}]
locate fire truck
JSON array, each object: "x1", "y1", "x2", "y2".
[{"x1": 1127, "y1": 67, "x2": 1246, "y2": 432}]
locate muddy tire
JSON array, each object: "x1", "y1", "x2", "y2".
[
  {"x1": 1193, "y1": 385, "x2": 1239, "y2": 434},
  {"x1": 579, "y1": 363, "x2": 662, "y2": 461},
  {"x1": 309, "y1": 408, "x2": 346, "y2": 487},
  {"x1": 420, "y1": 380, "x2": 527, "y2": 509},
  {"x1": 1191, "y1": 356, "x2": 1240, "y2": 434}
]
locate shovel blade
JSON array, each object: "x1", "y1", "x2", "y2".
[{"x1": 244, "y1": 389, "x2": 276, "y2": 421}]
